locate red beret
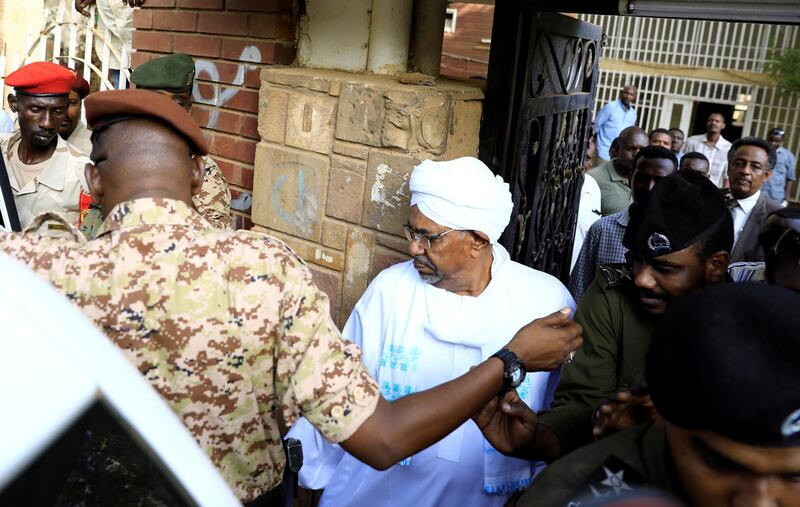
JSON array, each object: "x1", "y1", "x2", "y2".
[
  {"x1": 71, "y1": 71, "x2": 91, "y2": 99},
  {"x1": 85, "y1": 89, "x2": 208, "y2": 156},
  {"x1": 6, "y1": 61, "x2": 73, "y2": 96}
]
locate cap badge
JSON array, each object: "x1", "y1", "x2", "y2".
[
  {"x1": 781, "y1": 407, "x2": 800, "y2": 438},
  {"x1": 647, "y1": 232, "x2": 671, "y2": 255}
]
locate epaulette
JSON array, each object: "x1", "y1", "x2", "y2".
[
  {"x1": 24, "y1": 212, "x2": 86, "y2": 242},
  {"x1": 597, "y1": 263, "x2": 631, "y2": 289}
]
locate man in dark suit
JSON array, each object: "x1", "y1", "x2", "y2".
[{"x1": 727, "y1": 137, "x2": 782, "y2": 263}]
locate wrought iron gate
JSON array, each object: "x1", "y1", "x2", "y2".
[{"x1": 480, "y1": 7, "x2": 601, "y2": 283}]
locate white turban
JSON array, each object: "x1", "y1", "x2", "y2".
[{"x1": 409, "y1": 157, "x2": 513, "y2": 244}]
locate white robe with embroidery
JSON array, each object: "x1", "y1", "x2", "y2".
[{"x1": 288, "y1": 245, "x2": 575, "y2": 507}]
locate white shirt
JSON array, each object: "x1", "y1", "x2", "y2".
[
  {"x1": 683, "y1": 134, "x2": 732, "y2": 188},
  {"x1": 731, "y1": 190, "x2": 761, "y2": 246},
  {"x1": 571, "y1": 174, "x2": 602, "y2": 273},
  {"x1": 288, "y1": 245, "x2": 574, "y2": 507}
]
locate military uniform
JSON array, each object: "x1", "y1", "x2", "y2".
[
  {"x1": 194, "y1": 155, "x2": 232, "y2": 230},
  {"x1": 538, "y1": 264, "x2": 655, "y2": 454},
  {"x1": 1, "y1": 198, "x2": 381, "y2": 502},
  {"x1": 65, "y1": 120, "x2": 93, "y2": 154},
  {"x1": 1, "y1": 131, "x2": 91, "y2": 228},
  {"x1": 517, "y1": 422, "x2": 681, "y2": 507}
]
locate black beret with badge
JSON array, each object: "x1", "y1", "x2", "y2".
[
  {"x1": 647, "y1": 282, "x2": 800, "y2": 447},
  {"x1": 130, "y1": 53, "x2": 196, "y2": 92},
  {"x1": 623, "y1": 170, "x2": 732, "y2": 257}
]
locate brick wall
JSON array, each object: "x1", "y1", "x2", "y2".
[
  {"x1": 131, "y1": 0, "x2": 298, "y2": 229},
  {"x1": 440, "y1": 3, "x2": 493, "y2": 80}
]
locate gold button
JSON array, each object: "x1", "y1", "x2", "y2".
[
  {"x1": 353, "y1": 387, "x2": 365, "y2": 401},
  {"x1": 331, "y1": 406, "x2": 344, "y2": 419}
]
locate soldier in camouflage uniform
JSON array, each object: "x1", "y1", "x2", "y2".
[
  {"x1": 80, "y1": 53, "x2": 232, "y2": 238},
  {"x1": 0, "y1": 89, "x2": 583, "y2": 504},
  {"x1": 476, "y1": 171, "x2": 733, "y2": 466},
  {"x1": 131, "y1": 53, "x2": 232, "y2": 230}
]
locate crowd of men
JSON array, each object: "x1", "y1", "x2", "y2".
[{"x1": 0, "y1": 58, "x2": 799, "y2": 507}]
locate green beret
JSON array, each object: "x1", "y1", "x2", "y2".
[{"x1": 131, "y1": 53, "x2": 196, "y2": 92}]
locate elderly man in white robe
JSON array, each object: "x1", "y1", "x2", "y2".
[{"x1": 287, "y1": 157, "x2": 575, "y2": 506}]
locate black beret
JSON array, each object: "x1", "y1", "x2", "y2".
[
  {"x1": 623, "y1": 170, "x2": 730, "y2": 257},
  {"x1": 647, "y1": 282, "x2": 800, "y2": 447}
]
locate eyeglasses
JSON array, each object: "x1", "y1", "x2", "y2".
[{"x1": 402, "y1": 224, "x2": 462, "y2": 249}]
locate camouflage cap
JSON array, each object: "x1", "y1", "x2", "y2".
[{"x1": 131, "y1": 53, "x2": 195, "y2": 92}]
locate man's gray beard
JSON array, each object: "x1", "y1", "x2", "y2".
[
  {"x1": 414, "y1": 255, "x2": 442, "y2": 284},
  {"x1": 419, "y1": 272, "x2": 443, "y2": 284}
]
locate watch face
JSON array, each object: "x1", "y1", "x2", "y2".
[{"x1": 510, "y1": 366, "x2": 524, "y2": 387}]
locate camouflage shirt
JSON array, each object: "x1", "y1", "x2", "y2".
[
  {"x1": 193, "y1": 155, "x2": 232, "y2": 230},
  {"x1": 0, "y1": 198, "x2": 380, "y2": 501},
  {"x1": 79, "y1": 155, "x2": 232, "y2": 239}
]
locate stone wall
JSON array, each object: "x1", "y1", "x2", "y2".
[
  {"x1": 253, "y1": 67, "x2": 483, "y2": 326},
  {"x1": 132, "y1": 0, "x2": 297, "y2": 229}
]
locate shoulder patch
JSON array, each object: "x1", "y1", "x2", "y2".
[
  {"x1": 567, "y1": 455, "x2": 646, "y2": 506},
  {"x1": 597, "y1": 263, "x2": 631, "y2": 289}
]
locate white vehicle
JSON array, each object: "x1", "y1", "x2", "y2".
[{"x1": 0, "y1": 253, "x2": 240, "y2": 506}]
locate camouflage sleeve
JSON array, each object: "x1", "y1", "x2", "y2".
[
  {"x1": 275, "y1": 253, "x2": 380, "y2": 444},
  {"x1": 192, "y1": 156, "x2": 233, "y2": 230}
]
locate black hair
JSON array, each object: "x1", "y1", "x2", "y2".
[
  {"x1": 728, "y1": 136, "x2": 777, "y2": 170},
  {"x1": 649, "y1": 128, "x2": 672, "y2": 139},
  {"x1": 668, "y1": 127, "x2": 684, "y2": 136},
  {"x1": 697, "y1": 212, "x2": 734, "y2": 261},
  {"x1": 769, "y1": 127, "x2": 785, "y2": 137},
  {"x1": 708, "y1": 112, "x2": 727, "y2": 123},
  {"x1": 681, "y1": 152, "x2": 709, "y2": 165},
  {"x1": 632, "y1": 145, "x2": 678, "y2": 172}
]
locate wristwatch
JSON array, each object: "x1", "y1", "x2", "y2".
[{"x1": 491, "y1": 348, "x2": 526, "y2": 391}]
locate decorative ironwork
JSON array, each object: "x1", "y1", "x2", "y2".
[{"x1": 481, "y1": 8, "x2": 601, "y2": 283}]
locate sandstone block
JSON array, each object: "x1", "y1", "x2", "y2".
[
  {"x1": 333, "y1": 140, "x2": 370, "y2": 160},
  {"x1": 252, "y1": 143, "x2": 328, "y2": 242},
  {"x1": 321, "y1": 220, "x2": 347, "y2": 251},
  {"x1": 258, "y1": 86, "x2": 288, "y2": 143},
  {"x1": 382, "y1": 89, "x2": 450, "y2": 156},
  {"x1": 326, "y1": 166, "x2": 365, "y2": 224},
  {"x1": 362, "y1": 150, "x2": 415, "y2": 236},
  {"x1": 335, "y1": 82, "x2": 385, "y2": 146},
  {"x1": 265, "y1": 228, "x2": 346, "y2": 272},
  {"x1": 331, "y1": 154, "x2": 367, "y2": 175},
  {"x1": 342, "y1": 228, "x2": 375, "y2": 322},
  {"x1": 443, "y1": 100, "x2": 482, "y2": 159},
  {"x1": 285, "y1": 91, "x2": 337, "y2": 155},
  {"x1": 308, "y1": 265, "x2": 343, "y2": 326}
]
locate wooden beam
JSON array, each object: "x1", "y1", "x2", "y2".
[{"x1": 599, "y1": 58, "x2": 775, "y2": 86}]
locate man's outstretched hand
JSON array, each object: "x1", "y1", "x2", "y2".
[
  {"x1": 591, "y1": 388, "x2": 655, "y2": 440},
  {"x1": 506, "y1": 308, "x2": 583, "y2": 372},
  {"x1": 473, "y1": 390, "x2": 539, "y2": 457}
]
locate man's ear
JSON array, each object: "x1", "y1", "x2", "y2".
[
  {"x1": 84, "y1": 162, "x2": 103, "y2": 207},
  {"x1": 705, "y1": 250, "x2": 730, "y2": 284},
  {"x1": 470, "y1": 230, "x2": 492, "y2": 256},
  {"x1": 190, "y1": 155, "x2": 204, "y2": 196},
  {"x1": 8, "y1": 94, "x2": 18, "y2": 113}
]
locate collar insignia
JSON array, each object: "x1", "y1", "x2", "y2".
[{"x1": 646, "y1": 232, "x2": 671, "y2": 255}]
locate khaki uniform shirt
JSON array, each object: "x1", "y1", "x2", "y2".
[
  {"x1": 518, "y1": 422, "x2": 681, "y2": 506},
  {"x1": 539, "y1": 265, "x2": 655, "y2": 455},
  {"x1": 193, "y1": 155, "x2": 232, "y2": 230},
  {"x1": 0, "y1": 132, "x2": 90, "y2": 228},
  {"x1": 587, "y1": 160, "x2": 631, "y2": 217},
  {"x1": 65, "y1": 121, "x2": 93, "y2": 154},
  {"x1": 0, "y1": 198, "x2": 380, "y2": 501}
]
